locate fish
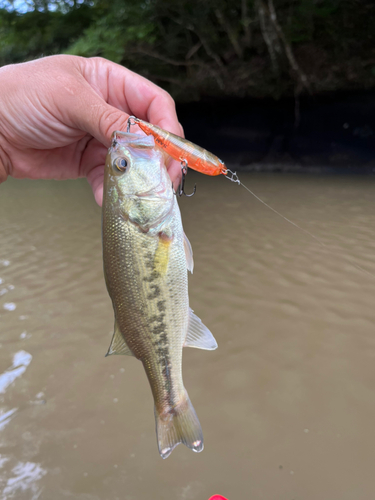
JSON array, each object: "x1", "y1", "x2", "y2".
[{"x1": 102, "y1": 131, "x2": 218, "y2": 459}]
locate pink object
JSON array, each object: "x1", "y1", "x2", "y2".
[{"x1": 208, "y1": 496, "x2": 228, "y2": 500}]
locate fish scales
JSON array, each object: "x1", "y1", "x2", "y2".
[
  {"x1": 104, "y1": 214, "x2": 184, "y2": 400},
  {"x1": 102, "y1": 131, "x2": 217, "y2": 459}
]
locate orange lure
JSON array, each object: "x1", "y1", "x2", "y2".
[{"x1": 129, "y1": 116, "x2": 228, "y2": 176}]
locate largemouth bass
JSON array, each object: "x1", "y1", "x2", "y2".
[{"x1": 102, "y1": 131, "x2": 217, "y2": 459}]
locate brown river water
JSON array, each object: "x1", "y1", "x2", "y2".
[{"x1": 1, "y1": 173, "x2": 375, "y2": 499}]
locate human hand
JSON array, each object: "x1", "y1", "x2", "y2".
[{"x1": 0, "y1": 55, "x2": 183, "y2": 206}]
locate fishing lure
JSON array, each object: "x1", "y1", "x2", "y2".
[{"x1": 127, "y1": 116, "x2": 239, "y2": 196}]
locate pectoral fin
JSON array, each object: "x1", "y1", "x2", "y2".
[
  {"x1": 183, "y1": 232, "x2": 194, "y2": 273},
  {"x1": 154, "y1": 233, "x2": 172, "y2": 276},
  {"x1": 184, "y1": 308, "x2": 218, "y2": 350},
  {"x1": 105, "y1": 321, "x2": 134, "y2": 356}
]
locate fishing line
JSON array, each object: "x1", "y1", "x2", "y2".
[
  {"x1": 225, "y1": 170, "x2": 375, "y2": 280},
  {"x1": 239, "y1": 180, "x2": 324, "y2": 247}
]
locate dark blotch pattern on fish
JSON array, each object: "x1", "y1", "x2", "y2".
[
  {"x1": 150, "y1": 313, "x2": 167, "y2": 336},
  {"x1": 148, "y1": 284, "x2": 161, "y2": 299},
  {"x1": 144, "y1": 270, "x2": 160, "y2": 283},
  {"x1": 158, "y1": 347, "x2": 173, "y2": 404},
  {"x1": 145, "y1": 252, "x2": 154, "y2": 267},
  {"x1": 157, "y1": 300, "x2": 166, "y2": 312}
]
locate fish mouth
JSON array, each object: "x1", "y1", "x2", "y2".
[{"x1": 111, "y1": 131, "x2": 155, "y2": 150}]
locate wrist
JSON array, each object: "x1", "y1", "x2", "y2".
[
  {"x1": 0, "y1": 135, "x2": 10, "y2": 184},
  {"x1": 0, "y1": 66, "x2": 14, "y2": 184}
]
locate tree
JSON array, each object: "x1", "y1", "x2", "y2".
[{"x1": 1, "y1": 0, "x2": 375, "y2": 100}]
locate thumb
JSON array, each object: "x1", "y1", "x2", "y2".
[{"x1": 70, "y1": 84, "x2": 130, "y2": 147}]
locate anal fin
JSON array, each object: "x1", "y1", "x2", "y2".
[
  {"x1": 105, "y1": 320, "x2": 134, "y2": 356},
  {"x1": 184, "y1": 308, "x2": 218, "y2": 350}
]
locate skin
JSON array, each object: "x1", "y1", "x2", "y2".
[{"x1": 0, "y1": 55, "x2": 183, "y2": 206}]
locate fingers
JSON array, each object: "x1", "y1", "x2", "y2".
[
  {"x1": 79, "y1": 138, "x2": 106, "y2": 206},
  {"x1": 72, "y1": 57, "x2": 185, "y2": 204},
  {"x1": 89, "y1": 168, "x2": 104, "y2": 206},
  {"x1": 78, "y1": 58, "x2": 183, "y2": 144},
  {"x1": 166, "y1": 158, "x2": 183, "y2": 191}
]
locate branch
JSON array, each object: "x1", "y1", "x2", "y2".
[
  {"x1": 150, "y1": 75, "x2": 184, "y2": 86},
  {"x1": 132, "y1": 47, "x2": 225, "y2": 90},
  {"x1": 185, "y1": 41, "x2": 202, "y2": 60},
  {"x1": 215, "y1": 8, "x2": 244, "y2": 59},
  {"x1": 171, "y1": 17, "x2": 225, "y2": 70},
  {"x1": 193, "y1": 29, "x2": 225, "y2": 70},
  {"x1": 267, "y1": 0, "x2": 310, "y2": 92},
  {"x1": 241, "y1": 0, "x2": 252, "y2": 47},
  {"x1": 256, "y1": 0, "x2": 281, "y2": 74},
  {"x1": 131, "y1": 48, "x2": 202, "y2": 67}
]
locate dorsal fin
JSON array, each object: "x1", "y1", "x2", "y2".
[
  {"x1": 105, "y1": 321, "x2": 134, "y2": 356},
  {"x1": 184, "y1": 308, "x2": 217, "y2": 350}
]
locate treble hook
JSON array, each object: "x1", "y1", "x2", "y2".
[
  {"x1": 178, "y1": 160, "x2": 196, "y2": 197},
  {"x1": 127, "y1": 116, "x2": 136, "y2": 133}
]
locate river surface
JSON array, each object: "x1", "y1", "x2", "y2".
[{"x1": 1, "y1": 173, "x2": 375, "y2": 500}]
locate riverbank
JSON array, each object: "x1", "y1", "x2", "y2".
[{"x1": 178, "y1": 91, "x2": 375, "y2": 174}]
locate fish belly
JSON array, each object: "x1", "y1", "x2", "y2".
[{"x1": 103, "y1": 204, "x2": 187, "y2": 403}]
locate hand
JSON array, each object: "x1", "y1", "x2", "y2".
[{"x1": 0, "y1": 55, "x2": 183, "y2": 206}]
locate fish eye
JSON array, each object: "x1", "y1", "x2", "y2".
[{"x1": 114, "y1": 157, "x2": 128, "y2": 172}]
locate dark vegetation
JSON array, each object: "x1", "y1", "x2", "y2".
[{"x1": 1, "y1": 0, "x2": 375, "y2": 102}]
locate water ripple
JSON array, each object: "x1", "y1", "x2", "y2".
[
  {"x1": 1, "y1": 461, "x2": 46, "y2": 500},
  {"x1": 0, "y1": 351, "x2": 32, "y2": 394}
]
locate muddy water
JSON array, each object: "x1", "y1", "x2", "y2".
[{"x1": 1, "y1": 173, "x2": 375, "y2": 499}]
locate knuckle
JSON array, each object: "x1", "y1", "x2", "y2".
[
  {"x1": 163, "y1": 91, "x2": 176, "y2": 109},
  {"x1": 90, "y1": 56, "x2": 107, "y2": 66},
  {"x1": 99, "y1": 108, "x2": 128, "y2": 139}
]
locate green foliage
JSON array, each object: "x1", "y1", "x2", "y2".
[
  {"x1": 1, "y1": 0, "x2": 375, "y2": 100},
  {"x1": 67, "y1": 0, "x2": 156, "y2": 62},
  {"x1": 0, "y1": 3, "x2": 93, "y2": 65}
]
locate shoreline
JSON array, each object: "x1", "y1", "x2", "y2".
[{"x1": 177, "y1": 90, "x2": 375, "y2": 174}]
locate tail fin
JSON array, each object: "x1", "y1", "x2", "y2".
[{"x1": 155, "y1": 393, "x2": 204, "y2": 459}]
